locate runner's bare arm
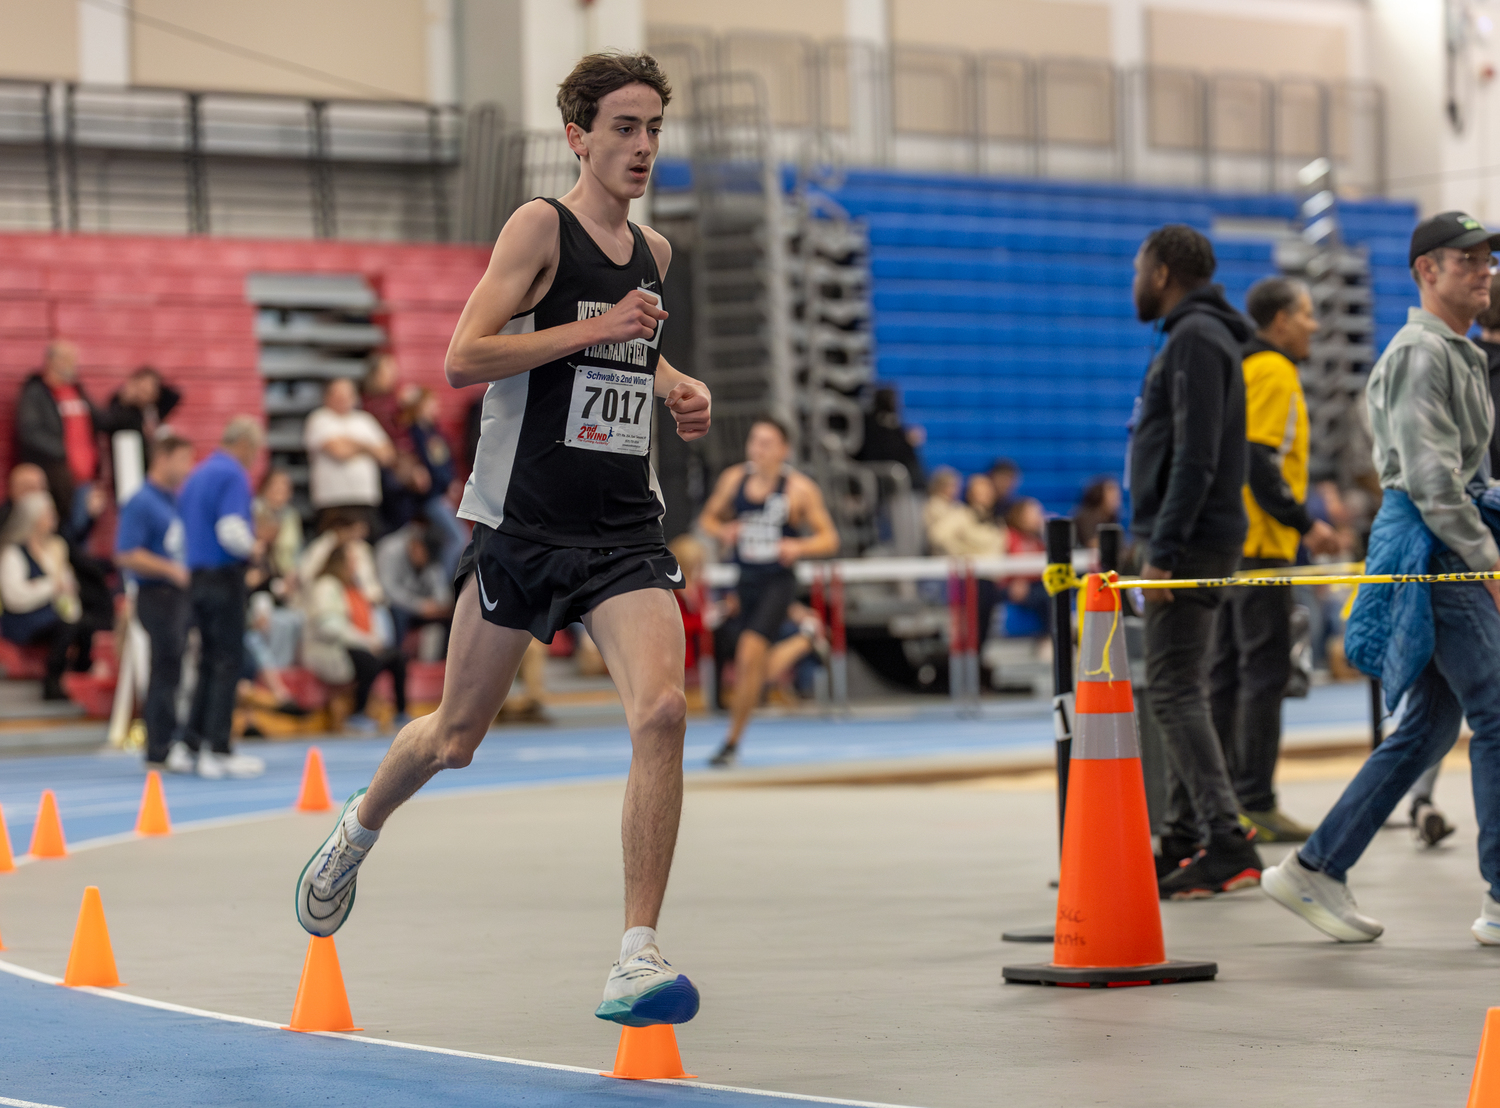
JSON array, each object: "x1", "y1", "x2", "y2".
[
  {"x1": 655, "y1": 357, "x2": 711, "y2": 441},
  {"x1": 445, "y1": 201, "x2": 669, "y2": 388},
  {"x1": 780, "y1": 474, "x2": 840, "y2": 564},
  {"x1": 697, "y1": 464, "x2": 746, "y2": 547}
]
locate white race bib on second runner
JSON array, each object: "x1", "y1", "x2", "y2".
[{"x1": 565, "y1": 365, "x2": 653, "y2": 455}]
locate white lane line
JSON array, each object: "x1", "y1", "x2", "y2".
[
  {"x1": 0, "y1": 1097, "x2": 71, "y2": 1108},
  {"x1": 0, "y1": 960, "x2": 920, "y2": 1108}
]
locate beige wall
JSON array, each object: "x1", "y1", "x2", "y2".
[
  {"x1": 1146, "y1": 9, "x2": 1348, "y2": 81},
  {"x1": 132, "y1": 0, "x2": 429, "y2": 100},
  {"x1": 893, "y1": 0, "x2": 1110, "y2": 58},
  {"x1": 0, "y1": 0, "x2": 78, "y2": 80},
  {"x1": 646, "y1": 0, "x2": 845, "y2": 39}
]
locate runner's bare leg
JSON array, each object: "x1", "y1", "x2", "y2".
[
  {"x1": 357, "y1": 577, "x2": 533, "y2": 830},
  {"x1": 724, "y1": 630, "x2": 771, "y2": 748},
  {"x1": 584, "y1": 587, "x2": 688, "y2": 930}
]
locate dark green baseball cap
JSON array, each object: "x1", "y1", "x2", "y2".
[{"x1": 1409, "y1": 210, "x2": 1500, "y2": 266}]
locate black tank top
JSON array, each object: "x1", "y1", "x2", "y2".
[
  {"x1": 732, "y1": 470, "x2": 798, "y2": 567},
  {"x1": 457, "y1": 198, "x2": 666, "y2": 547}
]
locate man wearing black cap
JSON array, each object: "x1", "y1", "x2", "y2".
[{"x1": 1263, "y1": 211, "x2": 1500, "y2": 945}]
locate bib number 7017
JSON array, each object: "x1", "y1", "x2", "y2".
[{"x1": 565, "y1": 365, "x2": 653, "y2": 455}]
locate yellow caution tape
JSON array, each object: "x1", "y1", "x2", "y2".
[
  {"x1": 1108, "y1": 569, "x2": 1500, "y2": 590},
  {"x1": 1043, "y1": 563, "x2": 1082, "y2": 596}
]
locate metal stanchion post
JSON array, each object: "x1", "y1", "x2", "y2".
[
  {"x1": 831, "y1": 563, "x2": 848, "y2": 710},
  {"x1": 947, "y1": 563, "x2": 963, "y2": 708},
  {"x1": 811, "y1": 567, "x2": 830, "y2": 707},
  {"x1": 1002, "y1": 517, "x2": 1076, "y2": 944},
  {"x1": 965, "y1": 563, "x2": 981, "y2": 711}
]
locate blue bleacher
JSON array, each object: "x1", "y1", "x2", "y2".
[{"x1": 653, "y1": 160, "x2": 1419, "y2": 512}]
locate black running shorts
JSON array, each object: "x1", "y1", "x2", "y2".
[
  {"x1": 455, "y1": 524, "x2": 683, "y2": 644},
  {"x1": 733, "y1": 564, "x2": 799, "y2": 642}
]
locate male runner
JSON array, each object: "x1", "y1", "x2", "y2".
[
  {"x1": 294, "y1": 51, "x2": 712, "y2": 1028},
  {"x1": 698, "y1": 418, "x2": 838, "y2": 767}
]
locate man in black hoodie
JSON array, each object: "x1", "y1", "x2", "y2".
[{"x1": 1128, "y1": 224, "x2": 1261, "y2": 899}]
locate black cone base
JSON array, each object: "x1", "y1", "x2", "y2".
[
  {"x1": 1003, "y1": 959, "x2": 1217, "y2": 987},
  {"x1": 1000, "y1": 925, "x2": 1055, "y2": 943}
]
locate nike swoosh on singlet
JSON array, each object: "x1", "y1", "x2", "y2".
[
  {"x1": 666, "y1": 568, "x2": 683, "y2": 583},
  {"x1": 477, "y1": 572, "x2": 499, "y2": 611}
]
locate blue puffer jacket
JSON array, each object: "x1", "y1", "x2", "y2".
[{"x1": 1346, "y1": 487, "x2": 1500, "y2": 710}]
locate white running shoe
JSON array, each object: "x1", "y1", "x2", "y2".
[
  {"x1": 164, "y1": 742, "x2": 196, "y2": 775},
  {"x1": 594, "y1": 943, "x2": 700, "y2": 1026},
  {"x1": 295, "y1": 789, "x2": 370, "y2": 936},
  {"x1": 1473, "y1": 894, "x2": 1500, "y2": 945},
  {"x1": 1261, "y1": 850, "x2": 1383, "y2": 943},
  {"x1": 197, "y1": 750, "x2": 266, "y2": 779}
]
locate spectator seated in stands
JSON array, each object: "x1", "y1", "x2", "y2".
[
  {"x1": 1072, "y1": 476, "x2": 1123, "y2": 550},
  {"x1": 302, "y1": 542, "x2": 407, "y2": 734},
  {"x1": 304, "y1": 377, "x2": 394, "y2": 536},
  {"x1": 0, "y1": 491, "x2": 89, "y2": 700},
  {"x1": 298, "y1": 506, "x2": 383, "y2": 607},
  {"x1": 374, "y1": 520, "x2": 454, "y2": 659},
  {"x1": 102, "y1": 366, "x2": 181, "y2": 463},
  {"x1": 1002, "y1": 497, "x2": 1051, "y2": 636},
  {"x1": 240, "y1": 592, "x2": 307, "y2": 717},
  {"x1": 923, "y1": 467, "x2": 1007, "y2": 556},
  {"x1": 0, "y1": 463, "x2": 48, "y2": 537},
  {"x1": 401, "y1": 387, "x2": 466, "y2": 578},
  {"x1": 855, "y1": 386, "x2": 927, "y2": 490},
  {"x1": 250, "y1": 467, "x2": 303, "y2": 601}
]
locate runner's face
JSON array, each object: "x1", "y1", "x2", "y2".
[
  {"x1": 571, "y1": 83, "x2": 662, "y2": 200},
  {"x1": 746, "y1": 423, "x2": 789, "y2": 471}
]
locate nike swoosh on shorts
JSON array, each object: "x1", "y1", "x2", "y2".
[
  {"x1": 477, "y1": 571, "x2": 499, "y2": 611},
  {"x1": 666, "y1": 568, "x2": 683, "y2": 583}
]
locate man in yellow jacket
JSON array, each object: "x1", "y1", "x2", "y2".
[{"x1": 1209, "y1": 276, "x2": 1341, "y2": 842}]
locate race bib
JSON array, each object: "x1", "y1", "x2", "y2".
[{"x1": 565, "y1": 365, "x2": 653, "y2": 455}]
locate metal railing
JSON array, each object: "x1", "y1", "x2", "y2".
[
  {"x1": 0, "y1": 79, "x2": 463, "y2": 240},
  {"x1": 646, "y1": 27, "x2": 1386, "y2": 194}
]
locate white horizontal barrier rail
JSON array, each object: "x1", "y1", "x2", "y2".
[{"x1": 702, "y1": 551, "x2": 1097, "y2": 588}]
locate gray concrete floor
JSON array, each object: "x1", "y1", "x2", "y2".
[{"x1": 0, "y1": 759, "x2": 1493, "y2": 1107}]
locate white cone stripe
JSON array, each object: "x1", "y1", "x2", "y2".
[
  {"x1": 1072, "y1": 709, "x2": 1140, "y2": 760},
  {"x1": 1076, "y1": 611, "x2": 1129, "y2": 684}
]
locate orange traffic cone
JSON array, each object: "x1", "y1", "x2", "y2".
[
  {"x1": 1004, "y1": 572, "x2": 1217, "y2": 988},
  {"x1": 283, "y1": 936, "x2": 362, "y2": 1032},
  {"x1": 602, "y1": 1024, "x2": 697, "y2": 1080},
  {"x1": 135, "y1": 771, "x2": 172, "y2": 836},
  {"x1": 295, "y1": 747, "x2": 333, "y2": 812},
  {"x1": 28, "y1": 789, "x2": 67, "y2": 858},
  {"x1": 1469, "y1": 1008, "x2": 1500, "y2": 1106},
  {"x1": 0, "y1": 802, "x2": 15, "y2": 872},
  {"x1": 62, "y1": 886, "x2": 123, "y2": 987}
]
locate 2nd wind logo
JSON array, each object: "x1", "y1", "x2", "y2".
[{"x1": 576, "y1": 423, "x2": 613, "y2": 445}]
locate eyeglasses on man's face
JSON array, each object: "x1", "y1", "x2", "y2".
[{"x1": 1440, "y1": 248, "x2": 1500, "y2": 275}]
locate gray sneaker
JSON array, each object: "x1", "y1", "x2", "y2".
[
  {"x1": 1261, "y1": 850, "x2": 1383, "y2": 943},
  {"x1": 295, "y1": 789, "x2": 370, "y2": 937}
]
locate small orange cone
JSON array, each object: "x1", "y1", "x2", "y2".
[
  {"x1": 62, "y1": 886, "x2": 123, "y2": 987},
  {"x1": 28, "y1": 789, "x2": 67, "y2": 858},
  {"x1": 0, "y1": 802, "x2": 15, "y2": 872},
  {"x1": 1469, "y1": 1008, "x2": 1500, "y2": 1106},
  {"x1": 295, "y1": 747, "x2": 333, "y2": 812},
  {"x1": 135, "y1": 771, "x2": 172, "y2": 836},
  {"x1": 1004, "y1": 573, "x2": 1217, "y2": 987},
  {"x1": 602, "y1": 1025, "x2": 697, "y2": 1080},
  {"x1": 283, "y1": 936, "x2": 362, "y2": 1032}
]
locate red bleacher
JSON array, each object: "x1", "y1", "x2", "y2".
[{"x1": 0, "y1": 232, "x2": 492, "y2": 476}]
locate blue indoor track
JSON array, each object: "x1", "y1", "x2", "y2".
[{"x1": 0, "y1": 684, "x2": 1369, "y2": 1107}]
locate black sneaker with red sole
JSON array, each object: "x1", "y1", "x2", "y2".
[
  {"x1": 1158, "y1": 829, "x2": 1262, "y2": 900},
  {"x1": 1154, "y1": 834, "x2": 1199, "y2": 879}
]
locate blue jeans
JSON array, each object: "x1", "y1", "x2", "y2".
[
  {"x1": 1302, "y1": 551, "x2": 1500, "y2": 899},
  {"x1": 424, "y1": 496, "x2": 466, "y2": 581}
]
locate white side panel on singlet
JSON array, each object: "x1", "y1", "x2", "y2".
[{"x1": 456, "y1": 312, "x2": 534, "y2": 530}]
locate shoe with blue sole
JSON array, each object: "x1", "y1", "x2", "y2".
[
  {"x1": 595, "y1": 944, "x2": 700, "y2": 1026},
  {"x1": 295, "y1": 789, "x2": 370, "y2": 937}
]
